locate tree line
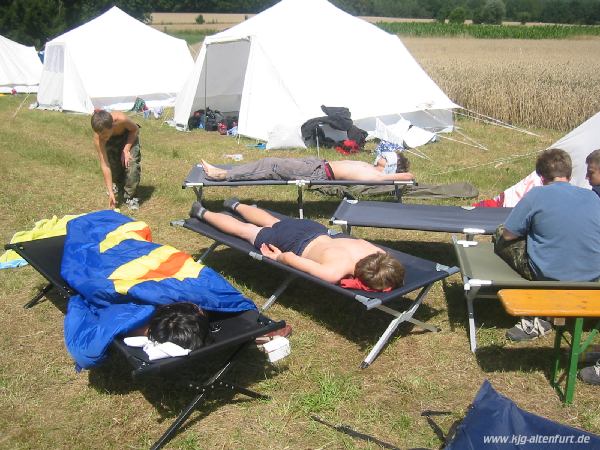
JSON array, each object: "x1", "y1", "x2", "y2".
[{"x1": 2, "y1": 0, "x2": 599, "y2": 48}]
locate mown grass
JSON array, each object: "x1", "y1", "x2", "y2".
[
  {"x1": 379, "y1": 21, "x2": 600, "y2": 39},
  {"x1": 0, "y1": 45, "x2": 598, "y2": 448}
]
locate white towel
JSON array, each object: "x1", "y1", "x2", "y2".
[{"x1": 123, "y1": 336, "x2": 191, "y2": 361}]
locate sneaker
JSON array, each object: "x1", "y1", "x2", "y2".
[
  {"x1": 125, "y1": 197, "x2": 139, "y2": 211},
  {"x1": 579, "y1": 360, "x2": 600, "y2": 385},
  {"x1": 256, "y1": 324, "x2": 293, "y2": 345},
  {"x1": 223, "y1": 197, "x2": 240, "y2": 212},
  {"x1": 506, "y1": 317, "x2": 552, "y2": 342}
]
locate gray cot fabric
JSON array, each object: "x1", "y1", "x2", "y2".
[{"x1": 226, "y1": 157, "x2": 327, "y2": 181}]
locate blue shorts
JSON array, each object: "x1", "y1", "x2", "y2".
[{"x1": 254, "y1": 219, "x2": 328, "y2": 256}]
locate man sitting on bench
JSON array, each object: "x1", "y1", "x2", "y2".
[
  {"x1": 190, "y1": 199, "x2": 405, "y2": 291},
  {"x1": 500, "y1": 149, "x2": 600, "y2": 341},
  {"x1": 200, "y1": 155, "x2": 414, "y2": 183}
]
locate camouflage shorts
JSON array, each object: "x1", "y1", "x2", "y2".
[
  {"x1": 105, "y1": 132, "x2": 141, "y2": 200},
  {"x1": 492, "y1": 224, "x2": 535, "y2": 280}
]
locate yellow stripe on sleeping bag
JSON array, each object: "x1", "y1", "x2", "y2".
[
  {"x1": 109, "y1": 245, "x2": 204, "y2": 294},
  {"x1": 99, "y1": 221, "x2": 152, "y2": 253}
]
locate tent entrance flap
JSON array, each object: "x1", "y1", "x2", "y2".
[{"x1": 194, "y1": 40, "x2": 251, "y2": 114}]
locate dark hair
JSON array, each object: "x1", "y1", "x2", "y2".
[
  {"x1": 396, "y1": 152, "x2": 411, "y2": 173},
  {"x1": 586, "y1": 149, "x2": 600, "y2": 166},
  {"x1": 91, "y1": 109, "x2": 113, "y2": 133},
  {"x1": 535, "y1": 148, "x2": 572, "y2": 180},
  {"x1": 147, "y1": 302, "x2": 212, "y2": 351},
  {"x1": 354, "y1": 252, "x2": 405, "y2": 290}
]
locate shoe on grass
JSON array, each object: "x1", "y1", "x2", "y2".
[
  {"x1": 579, "y1": 360, "x2": 600, "y2": 385},
  {"x1": 125, "y1": 197, "x2": 139, "y2": 211},
  {"x1": 255, "y1": 324, "x2": 293, "y2": 345},
  {"x1": 506, "y1": 317, "x2": 552, "y2": 342}
]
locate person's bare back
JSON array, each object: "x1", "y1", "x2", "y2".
[{"x1": 301, "y1": 235, "x2": 383, "y2": 279}]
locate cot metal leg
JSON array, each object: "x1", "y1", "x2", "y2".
[
  {"x1": 394, "y1": 184, "x2": 402, "y2": 203},
  {"x1": 197, "y1": 242, "x2": 220, "y2": 263},
  {"x1": 24, "y1": 282, "x2": 53, "y2": 308},
  {"x1": 297, "y1": 185, "x2": 304, "y2": 219},
  {"x1": 151, "y1": 343, "x2": 267, "y2": 449},
  {"x1": 261, "y1": 274, "x2": 296, "y2": 311},
  {"x1": 465, "y1": 286, "x2": 480, "y2": 353},
  {"x1": 361, "y1": 284, "x2": 435, "y2": 368},
  {"x1": 192, "y1": 186, "x2": 204, "y2": 202}
]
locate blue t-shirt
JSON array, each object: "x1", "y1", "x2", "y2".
[{"x1": 504, "y1": 181, "x2": 600, "y2": 281}]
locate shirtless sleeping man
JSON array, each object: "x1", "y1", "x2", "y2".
[{"x1": 190, "y1": 198, "x2": 405, "y2": 291}]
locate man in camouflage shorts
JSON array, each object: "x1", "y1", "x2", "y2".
[{"x1": 91, "y1": 110, "x2": 142, "y2": 210}]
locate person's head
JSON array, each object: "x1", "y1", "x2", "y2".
[
  {"x1": 585, "y1": 149, "x2": 600, "y2": 187},
  {"x1": 91, "y1": 109, "x2": 113, "y2": 135},
  {"x1": 396, "y1": 152, "x2": 410, "y2": 174},
  {"x1": 535, "y1": 148, "x2": 572, "y2": 183},
  {"x1": 354, "y1": 252, "x2": 405, "y2": 291},
  {"x1": 147, "y1": 302, "x2": 212, "y2": 351}
]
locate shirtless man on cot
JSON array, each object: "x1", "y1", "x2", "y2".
[
  {"x1": 200, "y1": 155, "x2": 414, "y2": 183},
  {"x1": 190, "y1": 198, "x2": 405, "y2": 290}
]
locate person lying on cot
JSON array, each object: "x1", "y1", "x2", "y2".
[
  {"x1": 127, "y1": 302, "x2": 291, "y2": 354},
  {"x1": 200, "y1": 154, "x2": 414, "y2": 183},
  {"x1": 190, "y1": 199, "x2": 405, "y2": 291}
]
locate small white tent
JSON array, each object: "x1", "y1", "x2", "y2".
[
  {"x1": 0, "y1": 35, "x2": 43, "y2": 93},
  {"x1": 37, "y1": 7, "x2": 193, "y2": 113},
  {"x1": 481, "y1": 111, "x2": 600, "y2": 207},
  {"x1": 174, "y1": 0, "x2": 458, "y2": 144}
]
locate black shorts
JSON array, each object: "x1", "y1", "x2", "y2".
[{"x1": 254, "y1": 219, "x2": 328, "y2": 256}]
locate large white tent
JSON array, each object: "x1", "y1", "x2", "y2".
[
  {"x1": 37, "y1": 7, "x2": 193, "y2": 113},
  {"x1": 174, "y1": 0, "x2": 458, "y2": 144},
  {"x1": 481, "y1": 111, "x2": 600, "y2": 207},
  {"x1": 0, "y1": 35, "x2": 43, "y2": 93}
]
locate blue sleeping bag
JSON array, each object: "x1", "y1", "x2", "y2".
[{"x1": 61, "y1": 210, "x2": 255, "y2": 369}]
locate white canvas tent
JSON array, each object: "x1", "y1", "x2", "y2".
[
  {"x1": 0, "y1": 35, "x2": 43, "y2": 93},
  {"x1": 174, "y1": 0, "x2": 458, "y2": 145},
  {"x1": 482, "y1": 111, "x2": 600, "y2": 207},
  {"x1": 37, "y1": 7, "x2": 193, "y2": 113}
]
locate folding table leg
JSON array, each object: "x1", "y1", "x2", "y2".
[
  {"x1": 261, "y1": 273, "x2": 296, "y2": 311},
  {"x1": 24, "y1": 282, "x2": 53, "y2": 308}
]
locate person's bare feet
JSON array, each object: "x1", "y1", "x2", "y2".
[{"x1": 201, "y1": 160, "x2": 227, "y2": 180}]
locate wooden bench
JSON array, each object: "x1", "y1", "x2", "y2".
[{"x1": 498, "y1": 289, "x2": 600, "y2": 404}]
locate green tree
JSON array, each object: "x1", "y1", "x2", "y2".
[
  {"x1": 481, "y1": 0, "x2": 506, "y2": 23},
  {"x1": 448, "y1": 6, "x2": 468, "y2": 23}
]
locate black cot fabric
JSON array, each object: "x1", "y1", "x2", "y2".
[
  {"x1": 5, "y1": 236, "x2": 285, "y2": 377},
  {"x1": 183, "y1": 211, "x2": 458, "y2": 307},
  {"x1": 332, "y1": 199, "x2": 513, "y2": 234}
]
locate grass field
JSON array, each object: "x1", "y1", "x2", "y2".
[{"x1": 1, "y1": 41, "x2": 599, "y2": 448}]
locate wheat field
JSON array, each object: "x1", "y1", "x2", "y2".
[{"x1": 404, "y1": 37, "x2": 600, "y2": 131}]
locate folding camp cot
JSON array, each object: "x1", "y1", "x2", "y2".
[
  {"x1": 452, "y1": 236, "x2": 600, "y2": 353},
  {"x1": 331, "y1": 199, "x2": 512, "y2": 239},
  {"x1": 183, "y1": 163, "x2": 415, "y2": 218},
  {"x1": 5, "y1": 235, "x2": 286, "y2": 450},
  {"x1": 175, "y1": 208, "x2": 459, "y2": 368}
]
